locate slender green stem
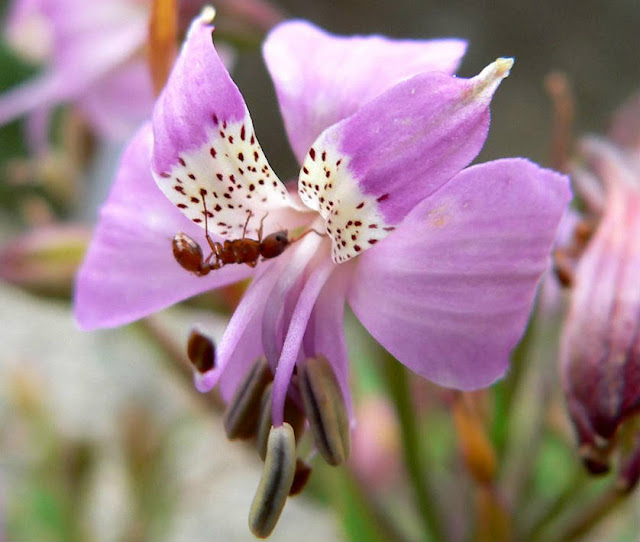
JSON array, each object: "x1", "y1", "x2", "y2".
[
  {"x1": 521, "y1": 469, "x2": 589, "y2": 541},
  {"x1": 546, "y1": 483, "x2": 624, "y2": 542},
  {"x1": 381, "y1": 355, "x2": 443, "y2": 542}
]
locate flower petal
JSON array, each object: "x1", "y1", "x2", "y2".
[
  {"x1": 151, "y1": 10, "x2": 298, "y2": 240},
  {"x1": 78, "y1": 58, "x2": 154, "y2": 141},
  {"x1": 263, "y1": 20, "x2": 466, "y2": 163},
  {"x1": 348, "y1": 158, "x2": 571, "y2": 389},
  {"x1": 0, "y1": 0, "x2": 148, "y2": 126},
  {"x1": 74, "y1": 123, "x2": 253, "y2": 330},
  {"x1": 298, "y1": 58, "x2": 514, "y2": 263}
]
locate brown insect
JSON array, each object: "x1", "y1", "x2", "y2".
[{"x1": 173, "y1": 205, "x2": 319, "y2": 276}]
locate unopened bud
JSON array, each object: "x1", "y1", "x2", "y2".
[
  {"x1": 0, "y1": 224, "x2": 89, "y2": 297},
  {"x1": 187, "y1": 328, "x2": 215, "y2": 373},
  {"x1": 248, "y1": 423, "x2": 296, "y2": 538},
  {"x1": 224, "y1": 357, "x2": 272, "y2": 440},
  {"x1": 562, "y1": 137, "x2": 640, "y2": 466},
  {"x1": 616, "y1": 441, "x2": 640, "y2": 493},
  {"x1": 298, "y1": 355, "x2": 350, "y2": 466}
]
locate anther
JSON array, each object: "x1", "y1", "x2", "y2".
[
  {"x1": 248, "y1": 423, "x2": 297, "y2": 538},
  {"x1": 224, "y1": 357, "x2": 272, "y2": 440},
  {"x1": 298, "y1": 355, "x2": 350, "y2": 466},
  {"x1": 289, "y1": 459, "x2": 312, "y2": 496},
  {"x1": 186, "y1": 328, "x2": 215, "y2": 373}
]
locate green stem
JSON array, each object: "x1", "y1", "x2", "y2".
[
  {"x1": 546, "y1": 483, "x2": 624, "y2": 542},
  {"x1": 381, "y1": 355, "x2": 443, "y2": 542},
  {"x1": 521, "y1": 469, "x2": 589, "y2": 541}
]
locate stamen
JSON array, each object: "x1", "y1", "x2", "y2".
[
  {"x1": 248, "y1": 423, "x2": 297, "y2": 538},
  {"x1": 298, "y1": 355, "x2": 350, "y2": 466},
  {"x1": 289, "y1": 459, "x2": 312, "y2": 496},
  {"x1": 256, "y1": 383, "x2": 305, "y2": 461},
  {"x1": 186, "y1": 327, "x2": 215, "y2": 373},
  {"x1": 223, "y1": 357, "x2": 273, "y2": 440}
]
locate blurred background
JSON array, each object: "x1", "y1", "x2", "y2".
[{"x1": 0, "y1": 0, "x2": 638, "y2": 540}]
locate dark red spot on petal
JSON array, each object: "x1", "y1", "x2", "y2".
[
  {"x1": 188, "y1": 173, "x2": 196, "y2": 180},
  {"x1": 240, "y1": 125, "x2": 246, "y2": 140},
  {"x1": 322, "y1": 151, "x2": 326, "y2": 161},
  {"x1": 177, "y1": 203, "x2": 187, "y2": 208},
  {"x1": 190, "y1": 197, "x2": 199, "y2": 203},
  {"x1": 238, "y1": 152, "x2": 244, "y2": 161},
  {"x1": 309, "y1": 148, "x2": 316, "y2": 160},
  {"x1": 356, "y1": 202, "x2": 365, "y2": 209},
  {"x1": 199, "y1": 188, "x2": 207, "y2": 196},
  {"x1": 228, "y1": 135, "x2": 234, "y2": 143},
  {"x1": 214, "y1": 204, "x2": 222, "y2": 212},
  {"x1": 216, "y1": 173, "x2": 223, "y2": 181},
  {"x1": 354, "y1": 221, "x2": 362, "y2": 227},
  {"x1": 210, "y1": 147, "x2": 217, "y2": 158},
  {"x1": 178, "y1": 157, "x2": 186, "y2": 167},
  {"x1": 354, "y1": 245, "x2": 361, "y2": 252},
  {"x1": 160, "y1": 171, "x2": 171, "y2": 178},
  {"x1": 377, "y1": 193, "x2": 390, "y2": 202},
  {"x1": 368, "y1": 239, "x2": 378, "y2": 245},
  {"x1": 303, "y1": 167, "x2": 309, "y2": 174}
]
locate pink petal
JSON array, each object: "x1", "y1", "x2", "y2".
[
  {"x1": 0, "y1": 72, "x2": 62, "y2": 127},
  {"x1": 74, "y1": 124, "x2": 254, "y2": 330},
  {"x1": 348, "y1": 158, "x2": 571, "y2": 390},
  {"x1": 298, "y1": 59, "x2": 514, "y2": 263},
  {"x1": 263, "y1": 20, "x2": 466, "y2": 163},
  {"x1": 78, "y1": 58, "x2": 154, "y2": 141},
  {"x1": 0, "y1": 0, "x2": 148, "y2": 126},
  {"x1": 151, "y1": 11, "x2": 299, "y2": 240}
]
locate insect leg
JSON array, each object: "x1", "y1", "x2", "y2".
[
  {"x1": 241, "y1": 209, "x2": 254, "y2": 239},
  {"x1": 257, "y1": 212, "x2": 269, "y2": 242}
]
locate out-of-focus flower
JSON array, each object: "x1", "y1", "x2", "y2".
[
  {"x1": 0, "y1": 224, "x2": 90, "y2": 297},
  {"x1": 561, "y1": 111, "x2": 640, "y2": 473},
  {"x1": 350, "y1": 398, "x2": 401, "y2": 490},
  {"x1": 75, "y1": 12, "x2": 569, "y2": 535},
  {"x1": 0, "y1": 0, "x2": 153, "y2": 142}
]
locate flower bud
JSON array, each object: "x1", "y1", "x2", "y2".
[
  {"x1": 0, "y1": 225, "x2": 90, "y2": 297},
  {"x1": 561, "y1": 138, "x2": 640, "y2": 470},
  {"x1": 298, "y1": 355, "x2": 350, "y2": 466},
  {"x1": 224, "y1": 357, "x2": 272, "y2": 440},
  {"x1": 248, "y1": 423, "x2": 296, "y2": 538}
]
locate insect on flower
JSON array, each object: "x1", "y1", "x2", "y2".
[{"x1": 172, "y1": 201, "x2": 322, "y2": 276}]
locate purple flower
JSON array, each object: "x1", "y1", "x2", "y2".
[
  {"x1": 75, "y1": 12, "x2": 570, "y2": 433},
  {"x1": 561, "y1": 133, "x2": 640, "y2": 473},
  {"x1": 0, "y1": 0, "x2": 153, "y2": 142}
]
